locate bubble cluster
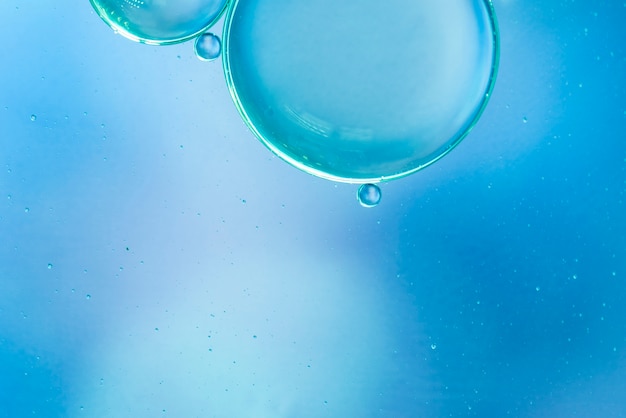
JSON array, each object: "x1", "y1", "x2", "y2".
[{"x1": 89, "y1": 0, "x2": 499, "y2": 190}]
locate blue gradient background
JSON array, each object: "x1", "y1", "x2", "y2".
[{"x1": 1, "y1": 1, "x2": 625, "y2": 417}]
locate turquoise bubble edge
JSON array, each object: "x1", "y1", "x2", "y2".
[
  {"x1": 89, "y1": 0, "x2": 230, "y2": 45},
  {"x1": 222, "y1": 0, "x2": 501, "y2": 184}
]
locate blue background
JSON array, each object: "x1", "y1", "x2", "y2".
[{"x1": 1, "y1": 1, "x2": 625, "y2": 417}]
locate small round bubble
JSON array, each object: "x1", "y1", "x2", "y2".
[
  {"x1": 195, "y1": 33, "x2": 222, "y2": 61},
  {"x1": 223, "y1": 0, "x2": 499, "y2": 182},
  {"x1": 357, "y1": 184, "x2": 382, "y2": 208},
  {"x1": 89, "y1": 0, "x2": 229, "y2": 45}
]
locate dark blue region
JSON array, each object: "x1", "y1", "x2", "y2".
[
  {"x1": 392, "y1": 119, "x2": 626, "y2": 416},
  {"x1": 386, "y1": 1, "x2": 626, "y2": 414},
  {"x1": 0, "y1": 340, "x2": 66, "y2": 418}
]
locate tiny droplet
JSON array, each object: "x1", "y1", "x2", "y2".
[
  {"x1": 194, "y1": 32, "x2": 222, "y2": 62},
  {"x1": 357, "y1": 184, "x2": 382, "y2": 208}
]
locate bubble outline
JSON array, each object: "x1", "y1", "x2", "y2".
[
  {"x1": 222, "y1": 0, "x2": 500, "y2": 183},
  {"x1": 89, "y1": 0, "x2": 230, "y2": 45}
]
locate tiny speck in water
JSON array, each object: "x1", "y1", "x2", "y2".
[
  {"x1": 30, "y1": 114, "x2": 37, "y2": 121},
  {"x1": 47, "y1": 263, "x2": 53, "y2": 269},
  {"x1": 85, "y1": 294, "x2": 91, "y2": 300},
  {"x1": 522, "y1": 116, "x2": 528, "y2": 123},
  {"x1": 194, "y1": 32, "x2": 222, "y2": 62},
  {"x1": 357, "y1": 184, "x2": 382, "y2": 208},
  {"x1": 24, "y1": 207, "x2": 29, "y2": 213},
  {"x1": 431, "y1": 344, "x2": 437, "y2": 350}
]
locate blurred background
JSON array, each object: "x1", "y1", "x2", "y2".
[{"x1": 1, "y1": 0, "x2": 625, "y2": 417}]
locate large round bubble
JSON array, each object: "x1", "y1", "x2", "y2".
[
  {"x1": 223, "y1": 0, "x2": 499, "y2": 183},
  {"x1": 90, "y1": 0, "x2": 229, "y2": 45}
]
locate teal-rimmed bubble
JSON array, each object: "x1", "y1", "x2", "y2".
[
  {"x1": 223, "y1": 0, "x2": 499, "y2": 183},
  {"x1": 89, "y1": 0, "x2": 229, "y2": 45},
  {"x1": 195, "y1": 32, "x2": 222, "y2": 62},
  {"x1": 357, "y1": 184, "x2": 382, "y2": 208}
]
